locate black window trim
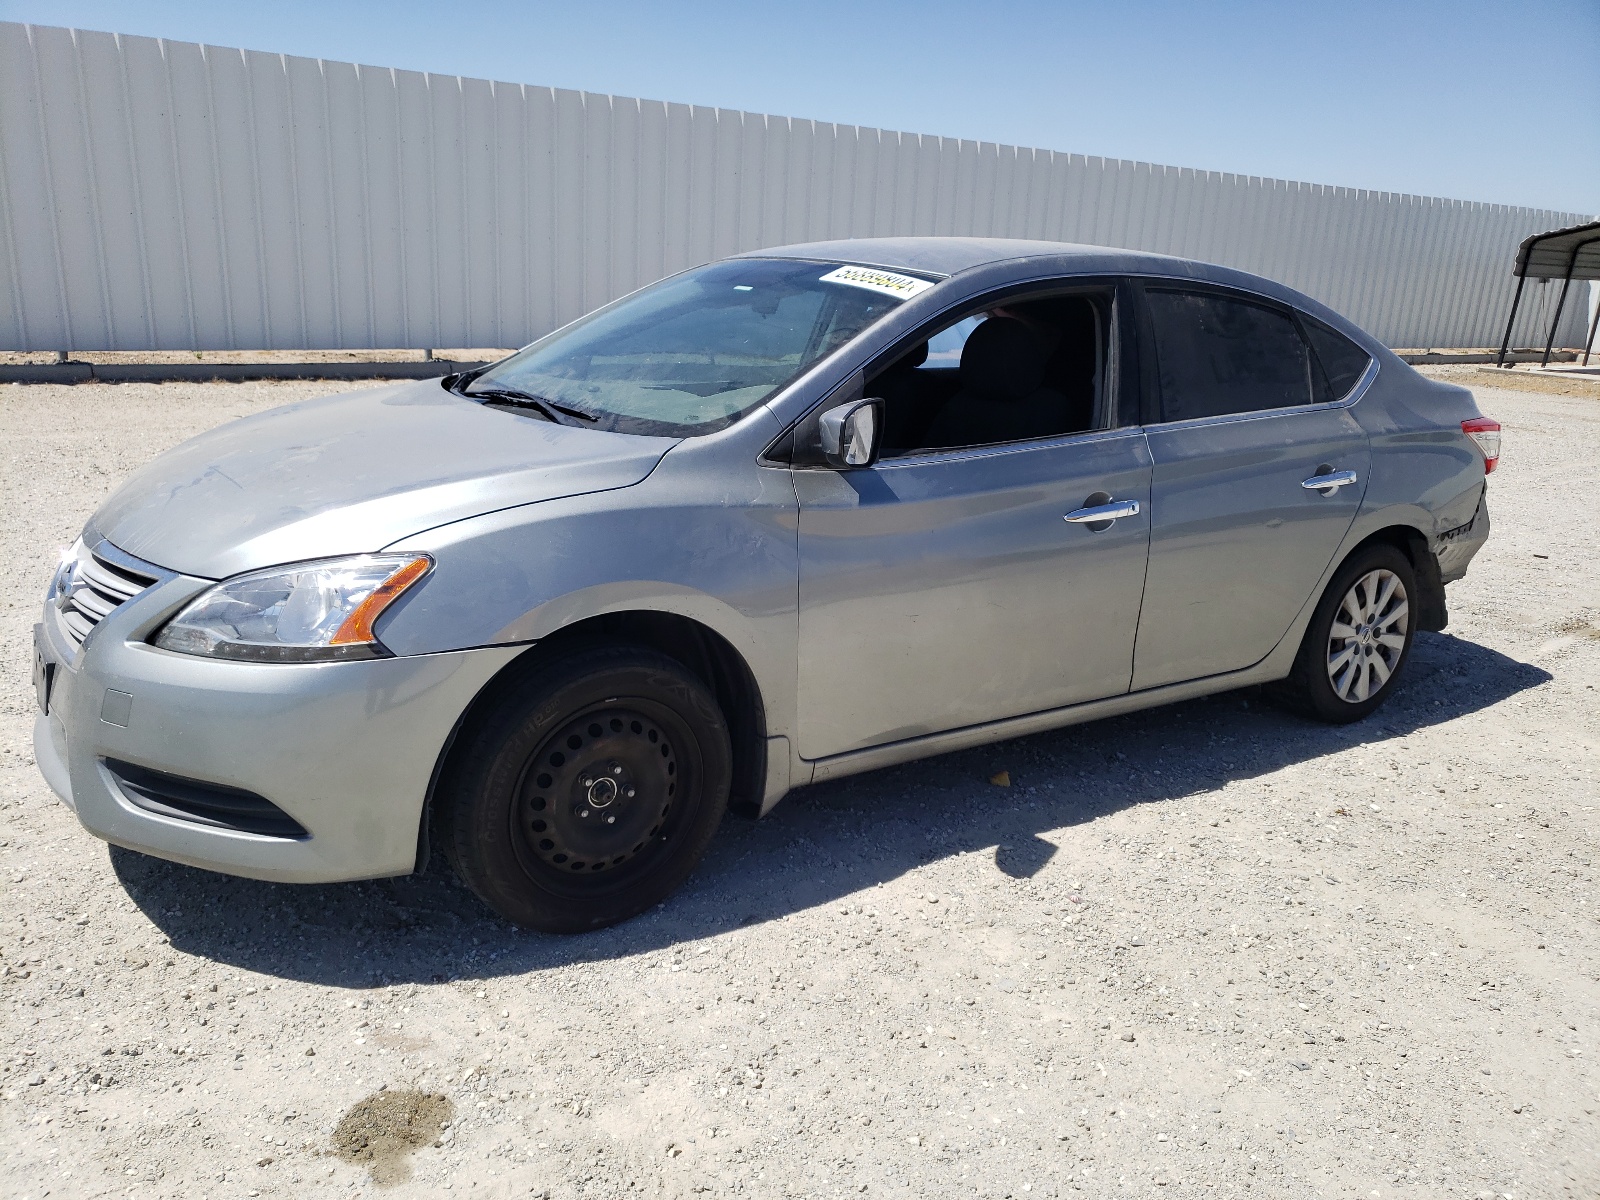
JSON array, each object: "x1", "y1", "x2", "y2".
[
  {"x1": 1131, "y1": 276, "x2": 1378, "y2": 430},
  {"x1": 1293, "y1": 308, "x2": 1377, "y2": 406},
  {"x1": 766, "y1": 275, "x2": 1138, "y2": 467}
]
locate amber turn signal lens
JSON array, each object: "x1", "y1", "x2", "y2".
[{"x1": 329, "y1": 556, "x2": 432, "y2": 645}]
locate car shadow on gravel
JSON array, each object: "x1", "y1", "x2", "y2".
[{"x1": 109, "y1": 631, "x2": 1550, "y2": 986}]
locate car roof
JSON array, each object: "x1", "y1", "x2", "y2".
[
  {"x1": 743, "y1": 236, "x2": 1180, "y2": 279},
  {"x1": 741, "y1": 236, "x2": 1373, "y2": 344}
]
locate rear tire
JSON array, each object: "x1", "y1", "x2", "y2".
[
  {"x1": 439, "y1": 645, "x2": 732, "y2": 932},
  {"x1": 1278, "y1": 543, "x2": 1417, "y2": 724}
]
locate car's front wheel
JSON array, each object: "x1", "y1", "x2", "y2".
[
  {"x1": 1279, "y1": 543, "x2": 1418, "y2": 723},
  {"x1": 439, "y1": 645, "x2": 732, "y2": 932}
]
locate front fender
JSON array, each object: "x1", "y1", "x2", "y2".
[{"x1": 372, "y1": 450, "x2": 801, "y2": 743}]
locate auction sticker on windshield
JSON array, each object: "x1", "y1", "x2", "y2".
[{"x1": 818, "y1": 265, "x2": 935, "y2": 301}]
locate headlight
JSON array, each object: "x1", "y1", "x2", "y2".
[{"x1": 153, "y1": 554, "x2": 432, "y2": 661}]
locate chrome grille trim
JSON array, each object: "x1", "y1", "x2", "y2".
[
  {"x1": 54, "y1": 539, "x2": 164, "y2": 652},
  {"x1": 78, "y1": 555, "x2": 147, "y2": 600},
  {"x1": 70, "y1": 585, "x2": 119, "y2": 619}
]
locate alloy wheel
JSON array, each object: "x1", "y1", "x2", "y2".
[{"x1": 1325, "y1": 568, "x2": 1408, "y2": 703}]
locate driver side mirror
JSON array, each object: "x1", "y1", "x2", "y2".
[{"x1": 818, "y1": 399, "x2": 884, "y2": 469}]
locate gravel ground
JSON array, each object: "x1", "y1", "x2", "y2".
[{"x1": 2, "y1": 376, "x2": 1596, "y2": 1200}]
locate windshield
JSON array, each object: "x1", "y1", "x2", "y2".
[{"x1": 464, "y1": 258, "x2": 928, "y2": 435}]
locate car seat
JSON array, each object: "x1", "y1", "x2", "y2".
[{"x1": 921, "y1": 317, "x2": 1070, "y2": 448}]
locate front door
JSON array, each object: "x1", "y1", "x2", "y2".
[
  {"x1": 795, "y1": 430, "x2": 1153, "y2": 760},
  {"x1": 1130, "y1": 284, "x2": 1372, "y2": 691}
]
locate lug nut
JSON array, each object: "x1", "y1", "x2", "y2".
[
  {"x1": 581, "y1": 776, "x2": 593, "y2": 787},
  {"x1": 612, "y1": 765, "x2": 623, "y2": 775},
  {"x1": 579, "y1": 809, "x2": 589, "y2": 818},
  {"x1": 606, "y1": 816, "x2": 615, "y2": 824},
  {"x1": 626, "y1": 788, "x2": 636, "y2": 798}
]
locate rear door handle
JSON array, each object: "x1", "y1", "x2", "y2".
[
  {"x1": 1301, "y1": 469, "x2": 1358, "y2": 494},
  {"x1": 1064, "y1": 499, "x2": 1141, "y2": 524}
]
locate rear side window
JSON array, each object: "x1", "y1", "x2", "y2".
[
  {"x1": 1146, "y1": 289, "x2": 1311, "y2": 421},
  {"x1": 1300, "y1": 313, "x2": 1372, "y2": 403}
]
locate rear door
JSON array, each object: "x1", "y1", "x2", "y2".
[{"x1": 1131, "y1": 283, "x2": 1372, "y2": 691}]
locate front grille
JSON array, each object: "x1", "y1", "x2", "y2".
[
  {"x1": 105, "y1": 759, "x2": 309, "y2": 839},
  {"x1": 56, "y1": 545, "x2": 158, "y2": 649}
]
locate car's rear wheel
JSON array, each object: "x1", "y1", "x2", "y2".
[
  {"x1": 439, "y1": 645, "x2": 731, "y2": 932},
  {"x1": 1278, "y1": 543, "x2": 1417, "y2": 724}
]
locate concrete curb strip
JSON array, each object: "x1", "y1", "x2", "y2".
[{"x1": 0, "y1": 360, "x2": 489, "y2": 385}]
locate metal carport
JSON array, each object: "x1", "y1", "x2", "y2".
[{"x1": 1495, "y1": 219, "x2": 1600, "y2": 368}]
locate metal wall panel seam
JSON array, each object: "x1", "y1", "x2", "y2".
[
  {"x1": 358, "y1": 65, "x2": 381, "y2": 348},
  {"x1": 197, "y1": 43, "x2": 238, "y2": 348},
  {"x1": 238, "y1": 49, "x2": 275, "y2": 346},
  {"x1": 1459, "y1": 208, "x2": 1503, "y2": 347},
  {"x1": 28, "y1": 27, "x2": 79, "y2": 349},
  {"x1": 1355, "y1": 193, "x2": 1399, "y2": 342},
  {"x1": 0, "y1": 26, "x2": 39, "y2": 345},
  {"x1": 1385, "y1": 196, "x2": 1428, "y2": 345},
  {"x1": 427, "y1": 73, "x2": 447, "y2": 348},
  {"x1": 315, "y1": 57, "x2": 343, "y2": 348},
  {"x1": 110, "y1": 33, "x2": 158, "y2": 347},
  {"x1": 66, "y1": 29, "x2": 116, "y2": 347},
  {"x1": 275, "y1": 53, "x2": 309, "y2": 348},
  {"x1": 155, "y1": 36, "x2": 199, "y2": 348},
  {"x1": 1423, "y1": 200, "x2": 1466, "y2": 346},
  {"x1": 0, "y1": 106, "x2": 27, "y2": 345}
]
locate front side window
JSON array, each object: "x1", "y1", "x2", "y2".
[
  {"x1": 463, "y1": 258, "x2": 922, "y2": 436},
  {"x1": 871, "y1": 292, "x2": 1107, "y2": 455},
  {"x1": 1146, "y1": 289, "x2": 1311, "y2": 421}
]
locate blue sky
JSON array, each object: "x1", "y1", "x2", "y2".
[{"x1": 4, "y1": 0, "x2": 1595, "y2": 213}]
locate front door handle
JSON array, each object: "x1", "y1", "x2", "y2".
[
  {"x1": 1064, "y1": 499, "x2": 1141, "y2": 524},
  {"x1": 1301, "y1": 469, "x2": 1358, "y2": 494}
]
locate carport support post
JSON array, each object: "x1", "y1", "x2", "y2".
[
  {"x1": 1495, "y1": 273, "x2": 1527, "y2": 367},
  {"x1": 1541, "y1": 269, "x2": 1573, "y2": 369},
  {"x1": 1584, "y1": 289, "x2": 1599, "y2": 367}
]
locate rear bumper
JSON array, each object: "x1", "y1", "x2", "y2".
[
  {"x1": 1436, "y1": 490, "x2": 1490, "y2": 584},
  {"x1": 34, "y1": 575, "x2": 521, "y2": 884}
]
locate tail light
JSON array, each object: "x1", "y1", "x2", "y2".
[{"x1": 1462, "y1": 418, "x2": 1501, "y2": 474}]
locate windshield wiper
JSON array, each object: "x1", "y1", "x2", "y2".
[{"x1": 463, "y1": 385, "x2": 599, "y2": 425}]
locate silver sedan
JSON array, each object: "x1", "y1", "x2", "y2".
[{"x1": 32, "y1": 238, "x2": 1496, "y2": 931}]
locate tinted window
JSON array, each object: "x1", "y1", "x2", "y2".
[
  {"x1": 1300, "y1": 313, "x2": 1372, "y2": 403},
  {"x1": 1147, "y1": 290, "x2": 1311, "y2": 421}
]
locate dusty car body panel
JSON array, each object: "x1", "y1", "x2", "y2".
[
  {"x1": 1132, "y1": 394, "x2": 1374, "y2": 690},
  {"x1": 34, "y1": 551, "x2": 523, "y2": 882},
  {"x1": 376, "y1": 411, "x2": 803, "y2": 749},
  {"x1": 793, "y1": 427, "x2": 1154, "y2": 759},
  {"x1": 91, "y1": 381, "x2": 676, "y2": 579},
  {"x1": 35, "y1": 236, "x2": 1494, "y2": 882},
  {"x1": 1344, "y1": 355, "x2": 1489, "y2": 582}
]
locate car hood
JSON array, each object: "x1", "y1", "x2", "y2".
[{"x1": 88, "y1": 379, "x2": 677, "y2": 578}]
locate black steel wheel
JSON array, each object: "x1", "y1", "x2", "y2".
[{"x1": 440, "y1": 645, "x2": 732, "y2": 932}]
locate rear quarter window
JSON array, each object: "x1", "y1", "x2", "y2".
[{"x1": 1299, "y1": 314, "x2": 1373, "y2": 403}]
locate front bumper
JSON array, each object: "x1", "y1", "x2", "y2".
[{"x1": 34, "y1": 567, "x2": 522, "y2": 884}]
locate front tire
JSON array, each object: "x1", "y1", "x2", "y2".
[
  {"x1": 1279, "y1": 543, "x2": 1417, "y2": 724},
  {"x1": 439, "y1": 645, "x2": 732, "y2": 932}
]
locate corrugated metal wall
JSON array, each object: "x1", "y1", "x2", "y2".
[{"x1": 1, "y1": 21, "x2": 1592, "y2": 352}]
